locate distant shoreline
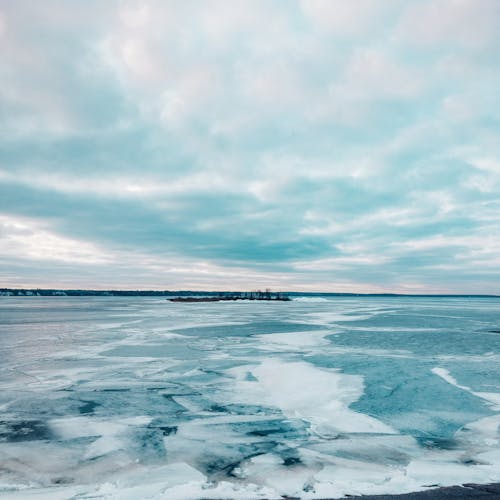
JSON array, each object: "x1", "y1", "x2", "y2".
[
  {"x1": 169, "y1": 295, "x2": 291, "y2": 302},
  {"x1": 0, "y1": 288, "x2": 499, "y2": 298}
]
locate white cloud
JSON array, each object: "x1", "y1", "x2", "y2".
[
  {"x1": 392, "y1": 231, "x2": 500, "y2": 268},
  {"x1": 0, "y1": 214, "x2": 112, "y2": 265},
  {"x1": 119, "y1": 3, "x2": 151, "y2": 29},
  {"x1": 343, "y1": 48, "x2": 423, "y2": 98},
  {"x1": 0, "y1": 168, "x2": 244, "y2": 199},
  {"x1": 299, "y1": 0, "x2": 395, "y2": 37},
  {"x1": 395, "y1": 0, "x2": 500, "y2": 49},
  {"x1": 308, "y1": 48, "x2": 426, "y2": 126},
  {"x1": 120, "y1": 38, "x2": 160, "y2": 81},
  {"x1": 0, "y1": 11, "x2": 5, "y2": 37},
  {"x1": 470, "y1": 157, "x2": 500, "y2": 174},
  {"x1": 293, "y1": 255, "x2": 391, "y2": 271}
]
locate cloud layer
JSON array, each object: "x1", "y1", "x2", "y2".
[{"x1": 1, "y1": 0, "x2": 499, "y2": 293}]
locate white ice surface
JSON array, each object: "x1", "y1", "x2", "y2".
[
  {"x1": 292, "y1": 297, "x2": 331, "y2": 302},
  {"x1": 254, "y1": 330, "x2": 333, "y2": 351},
  {"x1": 227, "y1": 359, "x2": 395, "y2": 436}
]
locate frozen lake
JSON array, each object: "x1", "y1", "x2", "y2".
[{"x1": 0, "y1": 296, "x2": 499, "y2": 499}]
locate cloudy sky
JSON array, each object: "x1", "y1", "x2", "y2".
[{"x1": 0, "y1": 1, "x2": 499, "y2": 293}]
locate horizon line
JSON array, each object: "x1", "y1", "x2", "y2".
[{"x1": 1, "y1": 287, "x2": 499, "y2": 298}]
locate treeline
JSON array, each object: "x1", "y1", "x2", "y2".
[
  {"x1": 170, "y1": 290, "x2": 291, "y2": 302},
  {"x1": 0, "y1": 289, "x2": 203, "y2": 297}
]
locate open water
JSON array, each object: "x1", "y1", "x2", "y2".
[{"x1": 0, "y1": 296, "x2": 499, "y2": 498}]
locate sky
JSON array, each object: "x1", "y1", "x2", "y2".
[{"x1": 0, "y1": 0, "x2": 499, "y2": 293}]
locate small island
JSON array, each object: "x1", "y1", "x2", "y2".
[{"x1": 169, "y1": 290, "x2": 291, "y2": 302}]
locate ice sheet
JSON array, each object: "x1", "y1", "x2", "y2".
[{"x1": 1, "y1": 296, "x2": 499, "y2": 498}]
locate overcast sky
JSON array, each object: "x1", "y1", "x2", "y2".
[{"x1": 0, "y1": 0, "x2": 499, "y2": 293}]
